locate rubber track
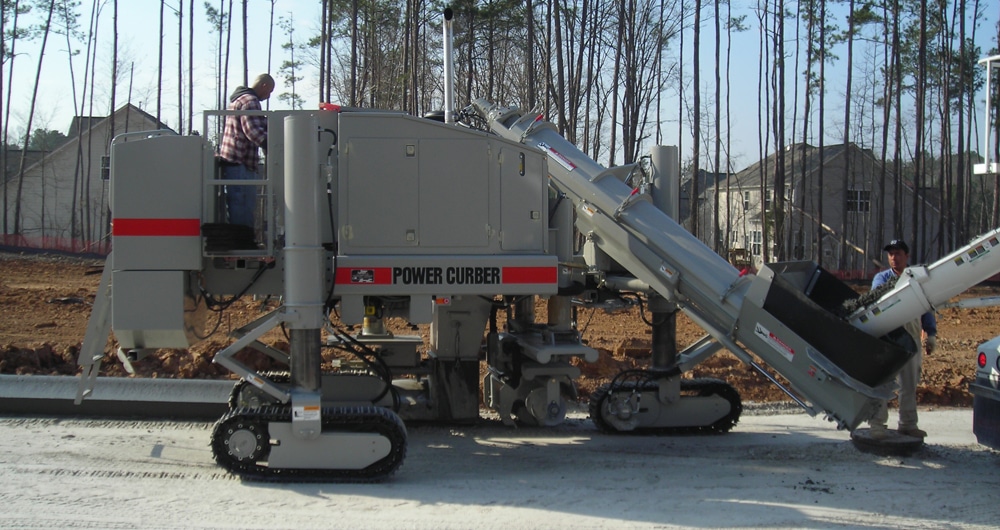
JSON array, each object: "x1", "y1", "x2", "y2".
[
  {"x1": 211, "y1": 405, "x2": 407, "y2": 482},
  {"x1": 589, "y1": 378, "x2": 742, "y2": 435}
]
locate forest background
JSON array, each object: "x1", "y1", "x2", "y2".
[{"x1": 2, "y1": 0, "x2": 1000, "y2": 265}]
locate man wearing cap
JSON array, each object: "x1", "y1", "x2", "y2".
[
  {"x1": 218, "y1": 73, "x2": 275, "y2": 229},
  {"x1": 868, "y1": 239, "x2": 937, "y2": 439}
]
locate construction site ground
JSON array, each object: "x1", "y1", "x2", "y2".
[
  {"x1": 1, "y1": 251, "x2": 999, "y2": 529},
  {"x1": 0, "y1": 249, "x2": 994, "y2": 408}
]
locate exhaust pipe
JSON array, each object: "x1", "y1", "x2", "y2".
[{"x1": 443, "y1": 8, "x2": 455, "y2": 123}]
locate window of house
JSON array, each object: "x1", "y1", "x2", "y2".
[
  {"x1": 764, "y1": 193, "x2": 772, "y2": 212},
  {"x1": 846, "y1": 189, "x2": 871, "y2": 212},
  {"x1": 743, "y1": 191, "x2": 750, "y2": 210},
  {"x1": 751, "y1": 230, "x2": 762, "y2": 256}
]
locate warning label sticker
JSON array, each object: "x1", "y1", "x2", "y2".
[{"x1": 754, "y1": 322, "x2": 795, "y2": 363}]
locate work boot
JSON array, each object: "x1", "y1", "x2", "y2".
[
  {"x1": 898, "y1": 426, "x2": 927, "y2": 439},
  {"x1": 869, "y1": 424, "x2": 890, "y2": 440}
]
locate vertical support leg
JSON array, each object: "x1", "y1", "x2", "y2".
[
  {"x1": 290, "y1": 329, "x2": 322, "y2": 392},
  {"x1": 75, "y1": 255, "x2": 114, "y2": 404},
  {"x1": 649, "y1": 293, "x2": 680, "y2": 404},
  {"x1": 649, "y1": 294, "x2": 678, "y2": 370},
  {"x1": 283, "y1": 113, "x2": 325, "y2": 439}
]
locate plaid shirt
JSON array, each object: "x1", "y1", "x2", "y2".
[{"x1": 219, "y1": 92, "x2": 267, "y2": 170}]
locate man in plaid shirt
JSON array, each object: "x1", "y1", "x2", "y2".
[{"x1": 219, "y1": 73, "x2": 274, "y2": 229}]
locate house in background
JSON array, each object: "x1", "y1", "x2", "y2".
[
  {"x1": 694, "y1": 142, "x2": 941, "y2": 277},
  {"x1": 679, "y1": 169, "x2": 729, "y2": 224},
  {"x1": 2, "y1": 104, "x2": 173, "y2": 253}
]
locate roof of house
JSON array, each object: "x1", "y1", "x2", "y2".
[
  {"x1": 711, "y1": 142, "x2": 888, "y2": 192},
  {"x1": 14, "y1": 103, "x2": 175, "y2": 176}
]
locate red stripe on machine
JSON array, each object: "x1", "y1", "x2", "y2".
[
  {"x1": 502, "y1": 266, "x2": 557, "y2": 284},
  {"x1": 335, "y1": 267, "x2": 393, "y2": 285},
  {"x1": 112, "y1": 218, "x2": 201, "y2": 236}
]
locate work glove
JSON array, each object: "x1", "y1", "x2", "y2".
[{"x1": 923, "y1": 334, "x2": 936, "y2": 355}]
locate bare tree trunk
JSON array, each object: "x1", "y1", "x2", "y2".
[
  {"x1": 938, "y1": 1, "x2": 953, "y2": 254},
  {"x1": 350, "y1": 0, "x2": 358, "y2": 106},
  {"x1": 188, "y1": 0, "x2": 193, "y2": 131},
  {"x1": 526, "y1": 0, "x2": 535, "y2": 109},
  {"x1": 800, "y1": 0, "x2": 815, "y2": 262},
  {"x1": 655, "y1": 0, "x2": 664, "y2": 146},
  {"x1": 912, "y1": 0, "x2": 927, "y2": 258},
  {"x1": 892, "y1": 1, "x2": 903, "y2": 238},
  {"x1": 955, "y1": 0, "x2": 967, "y2": 243},
  {"x1": 552, "y1": 0, "x2": 566, "y2": 136},
  {"x1": 241, "y1": 0, "x2": 247, "y2": 87},
  {"x1": 267, "y1": 0, "x2": 274, "y2": 109},
  {"x1": 725, "y1": 0, "x2": 735, "y2": 256},
  {"x1": 840, "y1": 0, "x2": 854, "y2": 271},
  {"x1": 13, "y1": 0, "x2": 56, "y2": 236},
  {"x1": 157, "y1": 0, "x2": 164, "y2": 123},
  {"x1": 1, "y1": 0, "x2": 7, "y2": 235},
  {"x1": 876, "y1": 0, "x2": 892, "y2": 260},
  {"x1": 994, "y1": 15, "x2": 1000, "y2": 228},
  {"x1": 608, "y1": 0, "x2": 622, "y2": 166},
  {"x1": 326, "y1": 0, "x2": 333, "y2": 105},
  {"x1": 84, "y1": 9, "x2": 100, "y2": 245},
  {"x1": 410, "y1": 0, "x2": 419, "y2": 113},
  {"x1": 966, "y1": 0, "x2": 981, "y2": 233},
  {"x1": 215, "y1": 0, "x2": 223, "y2": 109},
  {"x1": 70, "y1": 0, "x2": 100, "y2": 246},
  {"x1": 677, "y1": 0, "x2": 683, "y2": 189},
  {"x1": 757, "y1": 2, "x2": 769, "y2": 264},
  {"x1": 816, "y1": 0, "x2": 826, "y2": 268},
  {"x1": 773, "y1": 0, "x2": 786, "y2": 263},
  {"x1": 691, "y1": 0, "x2": 701, "y2": 238},
  {"x1": 464, "y1": 4, "x2": 474, "y2": 108},
  {"x1": 713, "y1": 0, "x2": 721, "y2": 253},
  {"x1": 583, "y1": 1, "x2": 599, "y2": 158},
  {"x1": 319, "y1": 0, "x2": 327, "y2": 103},
  {"x1": 105, "y1": 0, "x2": 118, "y2": 252},
  {"x1": 178, "y1": 0, "x2": 184, "y2": 133},
  {"x1": 223, "y1": 0, "x2": 233, "y2": 104}
]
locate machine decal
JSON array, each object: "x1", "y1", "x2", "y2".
[
  {"x1": 537, "y1": 141, "x2": 577, "y2": 172},
  {"x1": 955, "y1": 238, "x2": 998, "y2": 267},
  {"x1": 293, "y1": 405, "x2": 321, "y2": 421},
  {"x1": 337, "y1": 268, "x2": 392, "y2": 285},
  {"x1": 754, "y1": 323, "x2": 795, "y2": 362},
  {"x1": 112, "y1": 218, "x2": 201, "y2": 236},
  {"x1": 351, "y1": 269, "x2": 376, "y2": 283},
  {"x1": 335, "y1": 266, "x2": 557, "y2": 286}
]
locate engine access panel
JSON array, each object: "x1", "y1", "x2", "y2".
[{"x1": 336, "y1": 113, "x2": 548, "y2": 255}]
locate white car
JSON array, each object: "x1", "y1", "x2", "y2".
[{"x1": 972, "y1": 335, "x2": 1000, "y2": 450}]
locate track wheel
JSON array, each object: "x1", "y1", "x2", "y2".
[{"x1": 213, "y1": 411, "x2": 270, "y2": 467}]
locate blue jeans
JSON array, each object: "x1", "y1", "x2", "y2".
[{"x1": 221, "y1": 164, "x2": 257, "y2": 228}]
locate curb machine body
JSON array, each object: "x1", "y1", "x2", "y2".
[
  {"x1": 76, "y1": 100, "x2": 1000, "y2": 480},
  {"x1": 77, "y1": 108, "x2": 588, "y2": 480}
]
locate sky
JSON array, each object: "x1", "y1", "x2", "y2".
[
  {"x1": 4, "y1": 0, "x2": 314, "y2": 140},
  {"x1": 3, "y1": 1, "x2": 999, "y2": 169}
]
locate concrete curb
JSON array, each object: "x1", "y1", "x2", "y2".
[{"x1": 0, "y1": 374, "x2": 233, "y2": 420}]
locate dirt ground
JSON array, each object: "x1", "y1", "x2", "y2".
[{"x1": 1, "y1": 250, "x2": 995, "y2": 406}]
